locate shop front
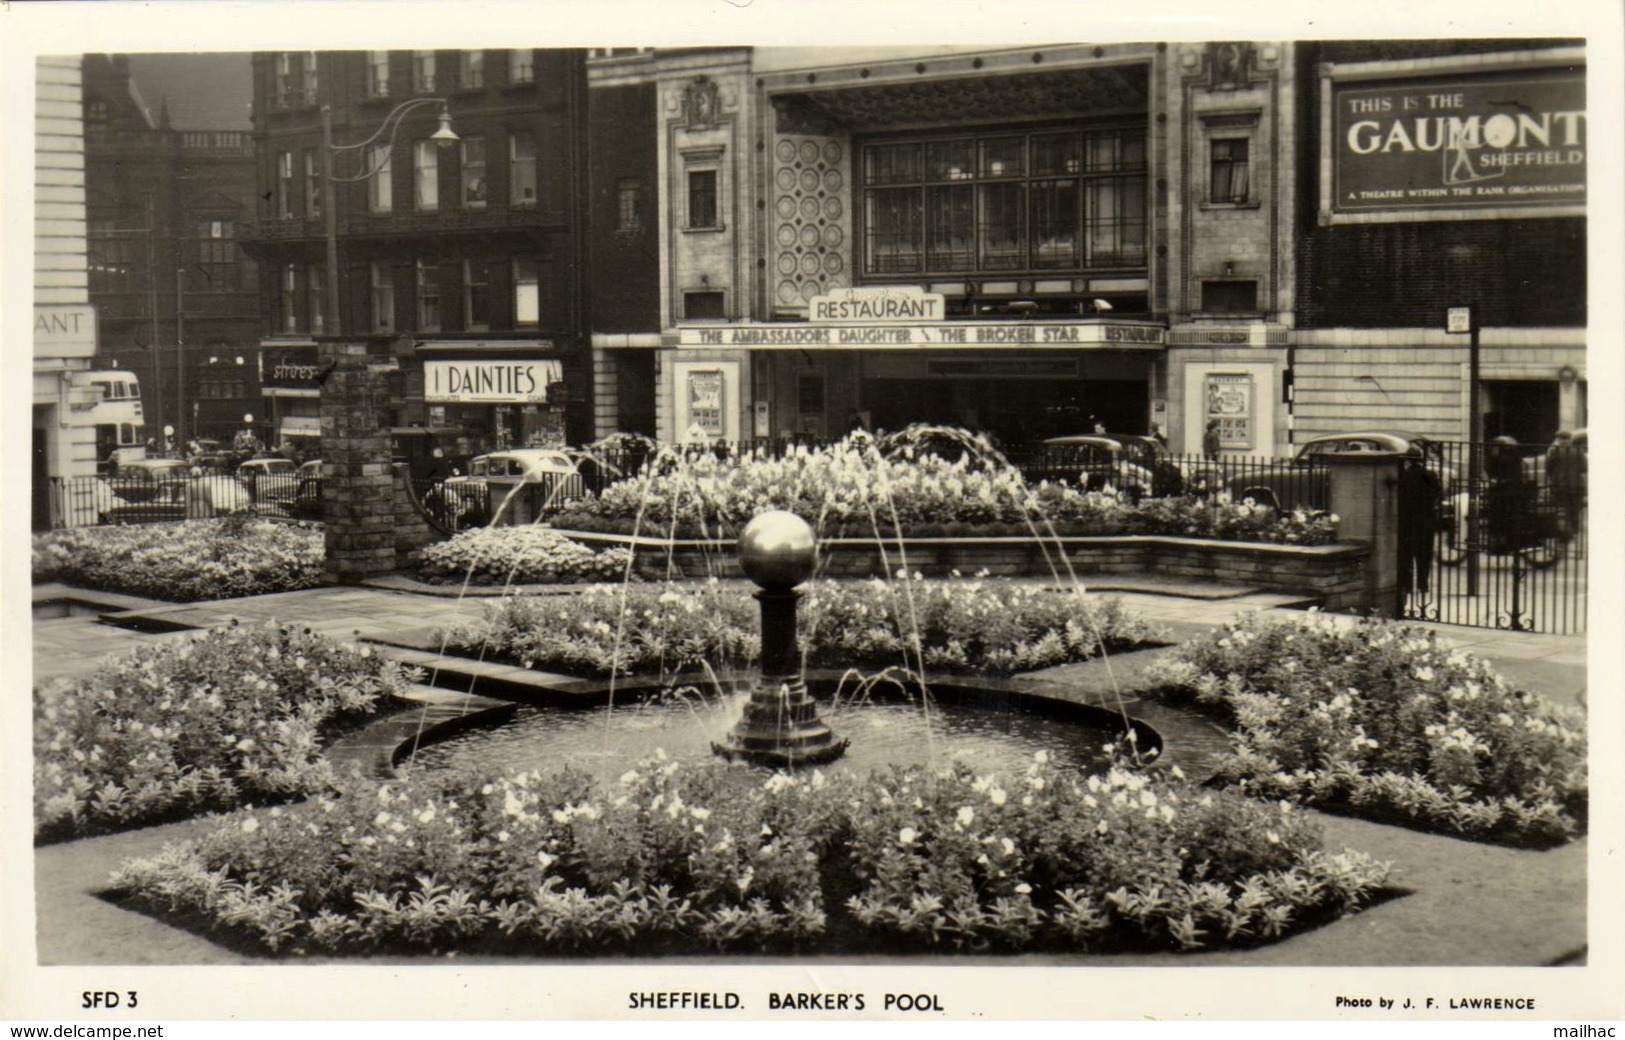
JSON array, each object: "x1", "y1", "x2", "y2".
[
  {"x1": 418, "y1": 353, "x2": 568, "y2": 459},
  {"x1": 259, "y1": 340, "x2": 323, "y2": 456},
  {"x1": 664, "y1": 298, "x2": 1165, "y2": 450}
]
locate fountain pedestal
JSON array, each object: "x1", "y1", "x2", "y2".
[{"x1": 712, "y1": 512, "x2": 849, "y2": 767}]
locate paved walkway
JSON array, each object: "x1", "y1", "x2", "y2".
[{"x1": 27, "y1": 576, "x2": 1588, "y2": 967}]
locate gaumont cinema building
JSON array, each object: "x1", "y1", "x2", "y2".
[{"x1": 587, "y1": 39, "x2": 1585, "y2": 454}]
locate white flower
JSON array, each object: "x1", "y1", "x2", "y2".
[
  {"x1": 898, "y1": 827, "x2": 918, "y2": 847},
  {"x1": 989, "y1": 787, "x2": 1008, "y2": 807},
  {"x1": 956, "y1": 806, "x2": 975, "y2": 827},
  {"x1": 242, "y1": 817, "x2": 259, "y2": 834},
  {"x1": 417, "y1": 807, "x2": 436, "y2": 824},
  {"x1": 1015, "y1": 883, "x2": 1032, "y2": 895},
  {"x1": 1034, "y1": 750, "x2": 1049, "y2": 765}
]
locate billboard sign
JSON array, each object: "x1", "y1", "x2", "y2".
[{"x1": 1328, "y1": 66, "x2": 1584, "y2": 220}]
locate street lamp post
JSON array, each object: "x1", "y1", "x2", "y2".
[{"x1": 319, "y1": 99, "x2": 458, "y2": 338}]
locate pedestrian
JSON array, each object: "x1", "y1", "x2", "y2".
[
  {"x1": 1545, "y1": 430, "x2": 1586, "y2": 536},
  {"x1": 1397, "y1": 455, "x2": 1442, "y2": 601},
  {"x1": 1202, "y1": 419, "x2": 1222, "y2": 460},
  {"x1": 1484, "y1": 435, "x2": 1530, "y2": 552}
]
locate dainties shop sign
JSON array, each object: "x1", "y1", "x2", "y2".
[
  {"x1": 1332, "y1": 66, "x2": 1585, "y2": 214},
  {"x1": 424, "y1": 360, "x2": 562, "y2": 404}
]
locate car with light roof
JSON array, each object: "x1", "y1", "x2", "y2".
[
  {"x1": 1037, "y1": 433, "x2": 1212, "y2": 500},
  {"x1": 433, "y1": 448, "x2": 585, "y2": 525}
]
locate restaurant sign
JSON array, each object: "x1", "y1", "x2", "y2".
[
  {"x1": 809, "y1": 286, "x2": 945, "y2": 323},
  {"x1": 424, "y1": 359, "x2": 562, "y2": 404},
  {"x1": 1330, "y1": 67, "x2": 1584, "y2": 219}
]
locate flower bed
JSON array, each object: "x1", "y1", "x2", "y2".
[
  {"x1": 107, "y1": 755, "x2": 1389, "y2": 955},
  {"x1": 418, "y1": 527, "x2": 635, "y2": 586},
  {"x1": 549, "y1": 436, "x2": 1337, "y2": 545},
  {"x1": 1149, "y1": 612, "x2": 1587, "y2": 847},
  {"x1": 34, "y1": 621, "x2": 414, "y2": 843},
  {"x1": 31, "y1": 518, "x2": 325, "y2": 602},
  {"x1": 436, "y1": 576, "x2": 1160, "y2": 678}
]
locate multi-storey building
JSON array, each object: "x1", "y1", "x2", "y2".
[
  {"x1": 584, "y1": 41, "x2": 1586, "y2": 454},
  {"x1": 239, "y1": 49, "x2": 591, "y2": 460},
  {"x1": 83, "y1": 54, "x2": 262, "y2": 451},
  {"x1": 33, "y1": 55, "x2": 98, "y2": 529}
]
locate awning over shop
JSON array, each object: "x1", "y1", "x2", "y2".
[{"x1": 279, "y1": 416, "x2": 322, "y2": 437}]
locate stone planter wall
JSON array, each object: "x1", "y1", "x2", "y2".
[{"x1": 560, "y1": 531, "x2": 1371, "y2": 610}]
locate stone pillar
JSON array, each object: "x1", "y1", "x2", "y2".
[
  {"x1": 1326, "y1": 454, "x2": 1401, "y2": 616},
  {"x1": 320, "y1": 341, "x2": 401, "y2": 584}
]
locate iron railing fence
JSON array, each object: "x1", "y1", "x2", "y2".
[
  {"x1": 1400, "y1": 439, "x2": 1586, "y2": 635},
  {"x1": 48, "y1": 471, "x2": 313, "y2": 529}
]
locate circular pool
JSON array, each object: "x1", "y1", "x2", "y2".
[{"x1": 399, "y1": 677, "x2": 1159, "y2": 782}]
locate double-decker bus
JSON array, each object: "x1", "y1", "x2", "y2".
[{"x1": 86, "y1": 370, "x2": 147, "y2": 474}]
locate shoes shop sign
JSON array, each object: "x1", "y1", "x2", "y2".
[
  {"x1": 424, "y1": 359, "x2": 562, "y2": 403},
  {"x1": 1326, "y1": 61, "x2": 1584, "y2": 222}
]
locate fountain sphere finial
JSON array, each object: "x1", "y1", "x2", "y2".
[{"x1": 738, "y1": 510, "x2": 817, "y2": 589}]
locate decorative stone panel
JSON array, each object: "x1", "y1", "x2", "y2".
[{"x1": 770, "y1": 133, "x2": 852, "y2": 310}]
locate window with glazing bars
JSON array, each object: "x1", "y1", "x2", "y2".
[
  {"x1": 510, "y1": 50, "x2": 534, "y2": 84},
  {"x1": 1210, "y1": 138, "x2": 1250, "y2": 203},
  {"x1": 281, "y1": 265, "x2": 299, "y2": 333},
  {"x1": 513, "y1": 257, "x2": 539, "y2": 326},
  {"x1": 369, "y1": 144, "x2": 393, "y2": 213},
  {"x1": 860, "y1": 127, "x2": 1146, "y2": 276},
  {"x1": 412, "y1": 51, "x2": 436, "y2": 93},
  {"x1": 509, "y1": 132, "x2": 537, "y2": 207},
  {"x1": 461, "y1": 137, "x2": 486, "y2": 209},
  {"x1": 459, "y1": 51, "x2": 484, "y2": 89},
  {"x1": 687, "y1": 170, "x2": 718, "y2": 228},
  {"x1": 195, "y1": 221, "x2": 238, "y2": 292},
  {"x1": 367, "y1": 51, "x2": 390, "y2": 98},
  {"x1": 307, "y1": 264, "x2": 325, "y2": 333},
  {"x1": 370, "y1": 262, "x2": 394, "y2": 332},
  {"x1": 276, "y1": 152, "x2": 294, "y2": 218},
  {"x1": 416, "y1": 259, "x2": 441, "y2": 331},
  {"x1": 275, "y1": 54, "x2": 295, "y2": 106},
  {"x1": 304, "y1": 150, "x2": 321, "y2": 216},
  {"x1": 414, "y1": 140, "x2": 440, "y2": 212},
  {"x1": 302, "y1": 52, "x2": 319, "y2": 100},
  {"x1": 463, "y1": 260, "x2": 490, "y2": 330}
]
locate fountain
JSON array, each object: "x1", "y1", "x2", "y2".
[
  {"x1": 396, "y1": 443, "x2": 1167, "y2": 781},
  {"x1": 711, "y1": 510, "x2": 850, "y2": 767}
]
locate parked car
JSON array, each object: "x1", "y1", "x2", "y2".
[
  {"x1": 189, "y1": 451, "x2": 237, "y2": 475},
  {"x1": 280, "y1": 459, "x2": 326, "y2": 521},
  {"x1": 1225, "y1": 431, "x2": 1458, "y2": 508},
  {"x1": 1036, "y1": 434, "x2": 1208, "y2": 500},
  {"x1": 237, "y1": 456, "x2": 301, "y2": 502},
  {"x1": 433, "y1": 448, "x2": 585, "y2": 525},
  {"x1": 101, "y1": 475, "x2": 256, "y2": 524},
  {"x1": 1222, "y1": 431, "x2": 1468, "y2": 562},
  {"x1": 106, "y1": 458, "x2": 194, "y2": 503}
]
